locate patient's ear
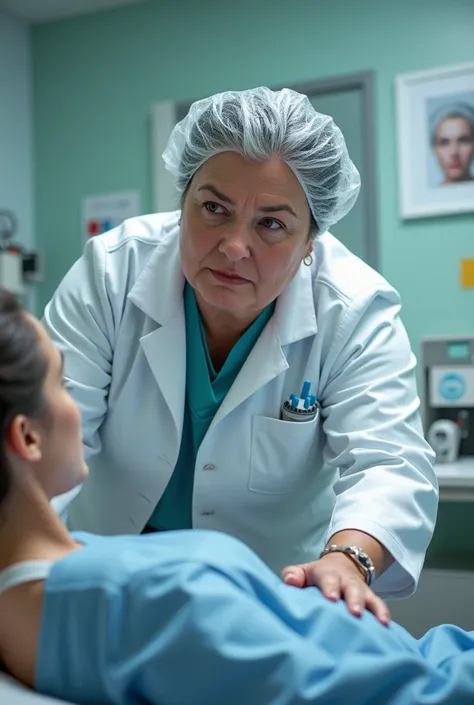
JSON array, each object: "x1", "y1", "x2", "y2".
[{"x1": 5, "y1": 415, "x2": 42, "y2": 463}]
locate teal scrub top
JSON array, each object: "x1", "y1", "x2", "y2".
[{"x1": 148, "y1": 283, "x2": 275, "y2": 530}]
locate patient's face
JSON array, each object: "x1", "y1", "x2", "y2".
[{"x1": 29, "y1": 317, "x2": 88, "y2": 499}]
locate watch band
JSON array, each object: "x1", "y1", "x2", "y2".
[{"x1": 319, "y1": 544, "x2": 375, "y2": 586}]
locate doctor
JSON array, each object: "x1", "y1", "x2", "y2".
[{"x1": 44, "y1": 87, "x2": 438, "y2": 624}]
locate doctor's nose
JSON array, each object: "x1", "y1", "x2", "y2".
[{"x1": 218, "y1": 226, "x2": 251, "y2": 261}]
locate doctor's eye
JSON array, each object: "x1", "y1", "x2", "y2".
[
  {"x1": 204, "y1": 201, "x2": 226, "y2": 215},
  {"x1": 260, "y1": 217, "x2": 284, "y2": 231}
]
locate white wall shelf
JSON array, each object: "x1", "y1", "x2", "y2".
[{"x1": 436, "y1": 456, "x2": 474, "y2": 502}]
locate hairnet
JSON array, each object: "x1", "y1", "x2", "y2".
[
  {"x1": 162, "y1": 87, "x2": 361, "y2": 235},
  {"x1": 429, "y1": 100, "x2": 474, "y2": 144}
]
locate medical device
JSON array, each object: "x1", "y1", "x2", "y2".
[
  {"x1": 420, "y1": 337, "x2": 474, "y2": 463},
  {"x1": 0, "y1": 209, "x2": 42, "y2": 296},
  {"x1": 427, "y1": 419, "x2": 462, "y2": 464}
]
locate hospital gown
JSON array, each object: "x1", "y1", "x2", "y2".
[{"x1": 36, "y1": 530, "x2": 474, "y2": 705}]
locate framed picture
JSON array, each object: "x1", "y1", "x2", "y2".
[{"x1": 396, "y1": 62, "x2": 474, "y2": 219}]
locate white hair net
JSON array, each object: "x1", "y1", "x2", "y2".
[
  {"x1": 162, "y1": 87, "x2": 361, "y2": 235},
  {"x1": 429, "y1": 100, "x2": 474, "y2": 144}
]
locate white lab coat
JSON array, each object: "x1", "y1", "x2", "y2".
[{"x1": 44, "y1": 211, "x2": 438, "y2": 598}]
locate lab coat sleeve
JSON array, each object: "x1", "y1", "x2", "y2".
[
  {"x1": 43, "y1": 238, "x2": 115, "y2": 514},
  {"x1": 320, "y1": 288, "x2": 438, "y2": 599}
]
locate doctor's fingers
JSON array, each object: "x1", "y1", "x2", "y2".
[
  {"x1": 282, "y1": 559, "x2": 357, "y2": 593},
  {"x1": 315, "y1": 569, "x2": 345, "y2": 602},
  {"x1": 281, "y1": 564, "x2": 307, "y2": 588},
  {"x1": 342, "y1": 580, "x2": 391, "y2": 626}
]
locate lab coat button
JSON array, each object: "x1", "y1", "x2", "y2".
[
  {"x1": 203, "y1": 463, "x2": 215, "y2": 470},
  {"x1": 201, "y1": 510, "x2": 215, "y2": 516}
]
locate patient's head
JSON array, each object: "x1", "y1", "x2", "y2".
[{"x1": 0, "y1": 288, "x2": 87, "y2": 509}]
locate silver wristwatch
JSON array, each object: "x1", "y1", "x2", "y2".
[{"x1": 319, "y1": 544, "x2": 375, "y2": 586}]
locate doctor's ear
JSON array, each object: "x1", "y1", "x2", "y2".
[{"x1": 5, "y1": 415, "x2": 43, "y2": 463}]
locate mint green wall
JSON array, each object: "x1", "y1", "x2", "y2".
[
  {"x1": 34, "y1": 0, "x2": 474, "y2": 356},
  {"x1": 0, "y1": 13, "x2": 35, "y2": 311}
]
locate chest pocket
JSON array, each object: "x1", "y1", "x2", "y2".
[{"x1": 249, "y1": 409, "x2": 320, "y2": 494}]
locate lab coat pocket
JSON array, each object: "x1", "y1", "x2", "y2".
[{"x1": 249, "y1": 410, "x2": 320, "y2": 494}]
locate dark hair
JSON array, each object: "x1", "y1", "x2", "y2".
[{"x1": 0, "y1": 288, "x2": 48, "y2": 507}]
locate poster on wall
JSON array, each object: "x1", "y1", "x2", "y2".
[
  {"x1": 82, "y1": 190, "x2": 141, "y2": 241},
  {"x1": 396, "y1": 62, "x2": 474, "y2": 219}
]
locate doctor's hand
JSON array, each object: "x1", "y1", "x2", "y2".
[{"x1": 281, "y1": 552, "x2": 391, "y2": 626}]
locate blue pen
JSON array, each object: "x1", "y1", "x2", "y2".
[
  {"x1": 304, "y1": 397, "x2": 311, "y2": 409},
  {"x1": 290, "y1": 393, "x2": 299, "y2": 409},
  {"x1": 310, "y1": 394, "x2": 316, "y2": 406},
  {"x1": 300, "y1": 380, "x2": 311, "y2": 399}
]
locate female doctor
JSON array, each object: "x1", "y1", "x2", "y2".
[{"x1": 44, "y1": 87, "x2": 438, "y2": 624}]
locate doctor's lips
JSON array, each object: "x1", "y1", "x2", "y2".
[{"x1": 210, "y1": 269, "x2": 251, "y2": 285}]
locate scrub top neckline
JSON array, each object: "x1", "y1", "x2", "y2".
[{"x1": 185, "y1": 282, "x2": 275, "y2": 417}]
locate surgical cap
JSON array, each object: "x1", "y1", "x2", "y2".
[
  {"x1": 162, "y1": 87, "x2": 361, "y2": 235},
  {"x1": 429, "y1": 100, "x2": 474, "y2": 144}
]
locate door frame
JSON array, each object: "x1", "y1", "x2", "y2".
[{"x1": 151, "y1": 71, "x2": 378, "y2": 269}]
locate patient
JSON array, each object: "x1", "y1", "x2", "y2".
[{"x1": 0, "y1": 287, "x2": 473, "y2": 705}]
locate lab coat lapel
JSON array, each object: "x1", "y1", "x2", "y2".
[
  {"x1": 128, "y1": 219, "x2": 186, "y2": 453},
  {"x1": 211, "y1": 262, "x2": 318, "y2": 427},
  {"x1": 139, "y1": 308, "x2": 186, "y2": 457},
  {"x1": 211, "y1": 320, "x2": 288, "y2": 428}
]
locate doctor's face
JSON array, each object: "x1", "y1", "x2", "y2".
[
  {"x1": 179, "y1": 152, "x2": 313, "y2": 321},
  {"x1": 433, "y1": 116, "x2": 474, "y2": 183}
]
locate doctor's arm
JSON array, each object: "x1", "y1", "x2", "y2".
[
  {"x1": 282, "y1": 290, "x2": 438, "y2": 614},
  {"x1": 43, "y1": 237, "x2": 115, "y2": 513}
]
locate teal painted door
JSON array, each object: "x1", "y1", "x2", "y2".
[{"x1": 309, "y1": 90, "x2": 368, "y2": 262}]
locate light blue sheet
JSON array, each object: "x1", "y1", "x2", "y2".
[{"x1": 36, "y1": 530, "x2": 474, "y2": 705}]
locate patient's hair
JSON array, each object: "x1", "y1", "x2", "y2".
[{"x1": 0, "y1": 288, "x2": 47, "y2": 507}]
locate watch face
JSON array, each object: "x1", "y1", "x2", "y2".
[
  {"x1": 324, "y1": 546, "x2": 374, "y2": 579},
  {"x1": 350, "y1": 547, "x2": 373, "y2": 570}
]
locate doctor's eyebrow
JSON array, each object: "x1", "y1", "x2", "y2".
[
  {"x1": 198, "y1": 184, "x2": 235, "y2": 205},
  {"x1": 197, "y1": 184, "x2": 298, "y2": 218},
  {"x1": 258, "y1": 203, "x2": 298, "y2": 219}
]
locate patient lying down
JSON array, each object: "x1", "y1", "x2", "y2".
[{"x1": 0, "y1": 287, "x2": 472, "y2": 705}]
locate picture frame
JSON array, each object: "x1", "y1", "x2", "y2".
[{"x1": 396, "y1": 62, "x2": 474, "y2": 219}]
